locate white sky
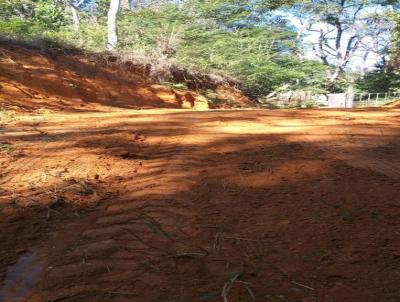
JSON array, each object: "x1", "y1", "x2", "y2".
[{"x1": 284, "y1": 12, "x2": 388, "y2": 72}]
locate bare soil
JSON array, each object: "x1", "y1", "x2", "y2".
[
  {"x1": 1, "y1": 107, "x2": 400, "y2": 302},
  {"x1": 0, "y1": 43, "x2": 250, "y2": 112}
]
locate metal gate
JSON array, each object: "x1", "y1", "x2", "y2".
[{"x1": 327, "y1": 93, "x2": 354, "y2": 108}]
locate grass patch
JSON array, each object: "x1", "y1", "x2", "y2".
[
  {"x1": 0, "y1": 142, "x2": 13, "y2": 155},
  {"x1": 161, "y1": 81, "x2": 189, "y2": 90},
  {"x1": 0, "y1": 105, "x2": 17, "y2": 123}
]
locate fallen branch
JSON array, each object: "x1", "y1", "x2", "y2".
[
  {"x1": 12, "y1": 84, "x2": 35, "y2": 98},
  {"x1": 291, "y1": 280, "x2": 315, "y2": 291},
  {"x1": 222, "y1": 236, "x2": 270, "y2": 243},
  {"x1": 222, "y1": 272, "x2": 241, "y2": 302}
]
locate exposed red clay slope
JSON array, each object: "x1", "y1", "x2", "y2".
[{"x1": 0, "y1": 43, "x2": 251, "y2": 112}]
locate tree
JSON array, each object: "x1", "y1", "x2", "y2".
[
  {"x1": 355, "y1": 6, "x2": 400, "y2": 94},
  {"x1": 356, "y1": 62, "x2": 400, "y2": 92},
  {"x1": 354, "y1": 10, "x2": 393, "y2": 75},
  {"x1": 0, "y1": 0, "x2": 332, "y2": 98},
  {"x1": 66, "y1": 0, "x2": 85, "y2": 31},
  {"x1": 107, "y1": 0, "x2": 121, "y2": 50},
  {"x1": 391, "y1": 11, "x2": 400, "y2": 69},
  {"x1": 295, "y1": 0, "x2": 392, "y2": 86}
]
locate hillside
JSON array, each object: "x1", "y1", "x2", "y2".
[{"x1": 0, "y1": 42, "x2": 252, "y2": 113}]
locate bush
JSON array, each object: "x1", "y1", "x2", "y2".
[
  {"x1": 356, "y1": 69, "x2": 400, "y2": 93},
  {"x1": 33, "y1": 0, "x2": 66, "y2": 30}
]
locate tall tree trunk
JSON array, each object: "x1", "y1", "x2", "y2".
[
  {"x1": 360, "y1": 51, "x2": 370, "y2": 77},
  {"x1": 296, "y1": 26, "x2": 305, "y2": 61},
  {"x1": 328, "y1": 67, "x2": 341, "y2": 83},
  {"x1": 64, "y1": 0, "x2": 83, "y2": 31},
  {"x1": 70, "y1": 4, "x2": 80, "y2": 31},
  {"x1": 107, "y1": 0, "x2": 121, "y2": 51}
]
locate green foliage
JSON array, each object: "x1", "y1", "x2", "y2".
[
  {"x1": 114, "y1": 1, "x2": 329, "y2": 97},
  {"x1": 0, "y1": 19, "x2": 36, "y2": 36},
  {"x1": 356, "y1": 69, "x2": 400, "y2": 93},
  {"x1": 392, "y1": 12, "x2": 400, "y2": 59},
  {"x1": 161, "y1": 81, "x2": 188, "y2": 90},
  {"x1": 33, "y1": 0, "x2": 66, "y2": 30},
  {"x1": 303, "y1": 100, "x2": 318, "y2": 108},
  {"x1": 118, "y1": 4, "x2": 187, "y2": 55},
  {"x1": 0, "y1": 0, "x2": 66, "y2": 37},
  {"x1": 92, "y1": 0, "x2": 110, "y2": 15},
  {"x1": 177, "y1": 25, "x2": 327, "y2": 97},
  {"x1": 0, "y1": 0, "x2": 35, "y2": 20},
  {"x1": 186, "y1": 0, "x2": 251, "y2": 26}
]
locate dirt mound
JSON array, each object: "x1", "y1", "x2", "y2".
[
  {"x1": 0, "y1": 43, "x2": 252, "y2": 112},
  {"x1": 384, "y1": 99, "x2": 400, "y2": 108}
]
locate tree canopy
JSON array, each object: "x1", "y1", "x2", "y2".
[{"x1": 0, "y1": 0, "x2": 398, "y2": 98}]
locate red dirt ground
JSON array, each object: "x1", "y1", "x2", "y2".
[
  {"x1": 1, "y1": 44, "x2": 400, "y2": 302},
  {"x1": 0, "y1": 107, "x2": 400, "y2": 302}
]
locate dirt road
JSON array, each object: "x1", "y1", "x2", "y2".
[{"x1": 1, "y1": 108, "x2": 400, "y2": 302}]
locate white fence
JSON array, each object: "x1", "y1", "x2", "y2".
[
  {"x1": 262, "y1": 91, "x2": 326, "y2": 108},
  {"x1": 353, "y1": 92, "x2": 400, "y2": 108},
  {"x1": 260, "y1": 91, "x2": 399, "y2": 109},
  {"x1": 327, "y1": 92, "x2": 399, "y2": 108}
]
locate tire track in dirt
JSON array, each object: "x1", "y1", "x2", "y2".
[
  {"x1": 1, "y1": 122, "x2": 148, "y2": 206},
  {"x1": 0, "y1": 134, "x2": 71, "y2": 205},
  {"x1": 336, "y1": 125, "x2": 400, "y2": 178},
  {"x1": 325, "y1": 150, "x2": 400, "y2": 178},
  {"x1": 0, "y1": 136, "x2": 57, "y2": 184},
  {"x1": 3, "y1": 109, "x2": 400, "y2": 302},
  {"x1": 33, "y1": 125, "x2": 212, "y2": 301},
  {"x1": 303, "y1": 121, "x2": 400, "y2": 179}
]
